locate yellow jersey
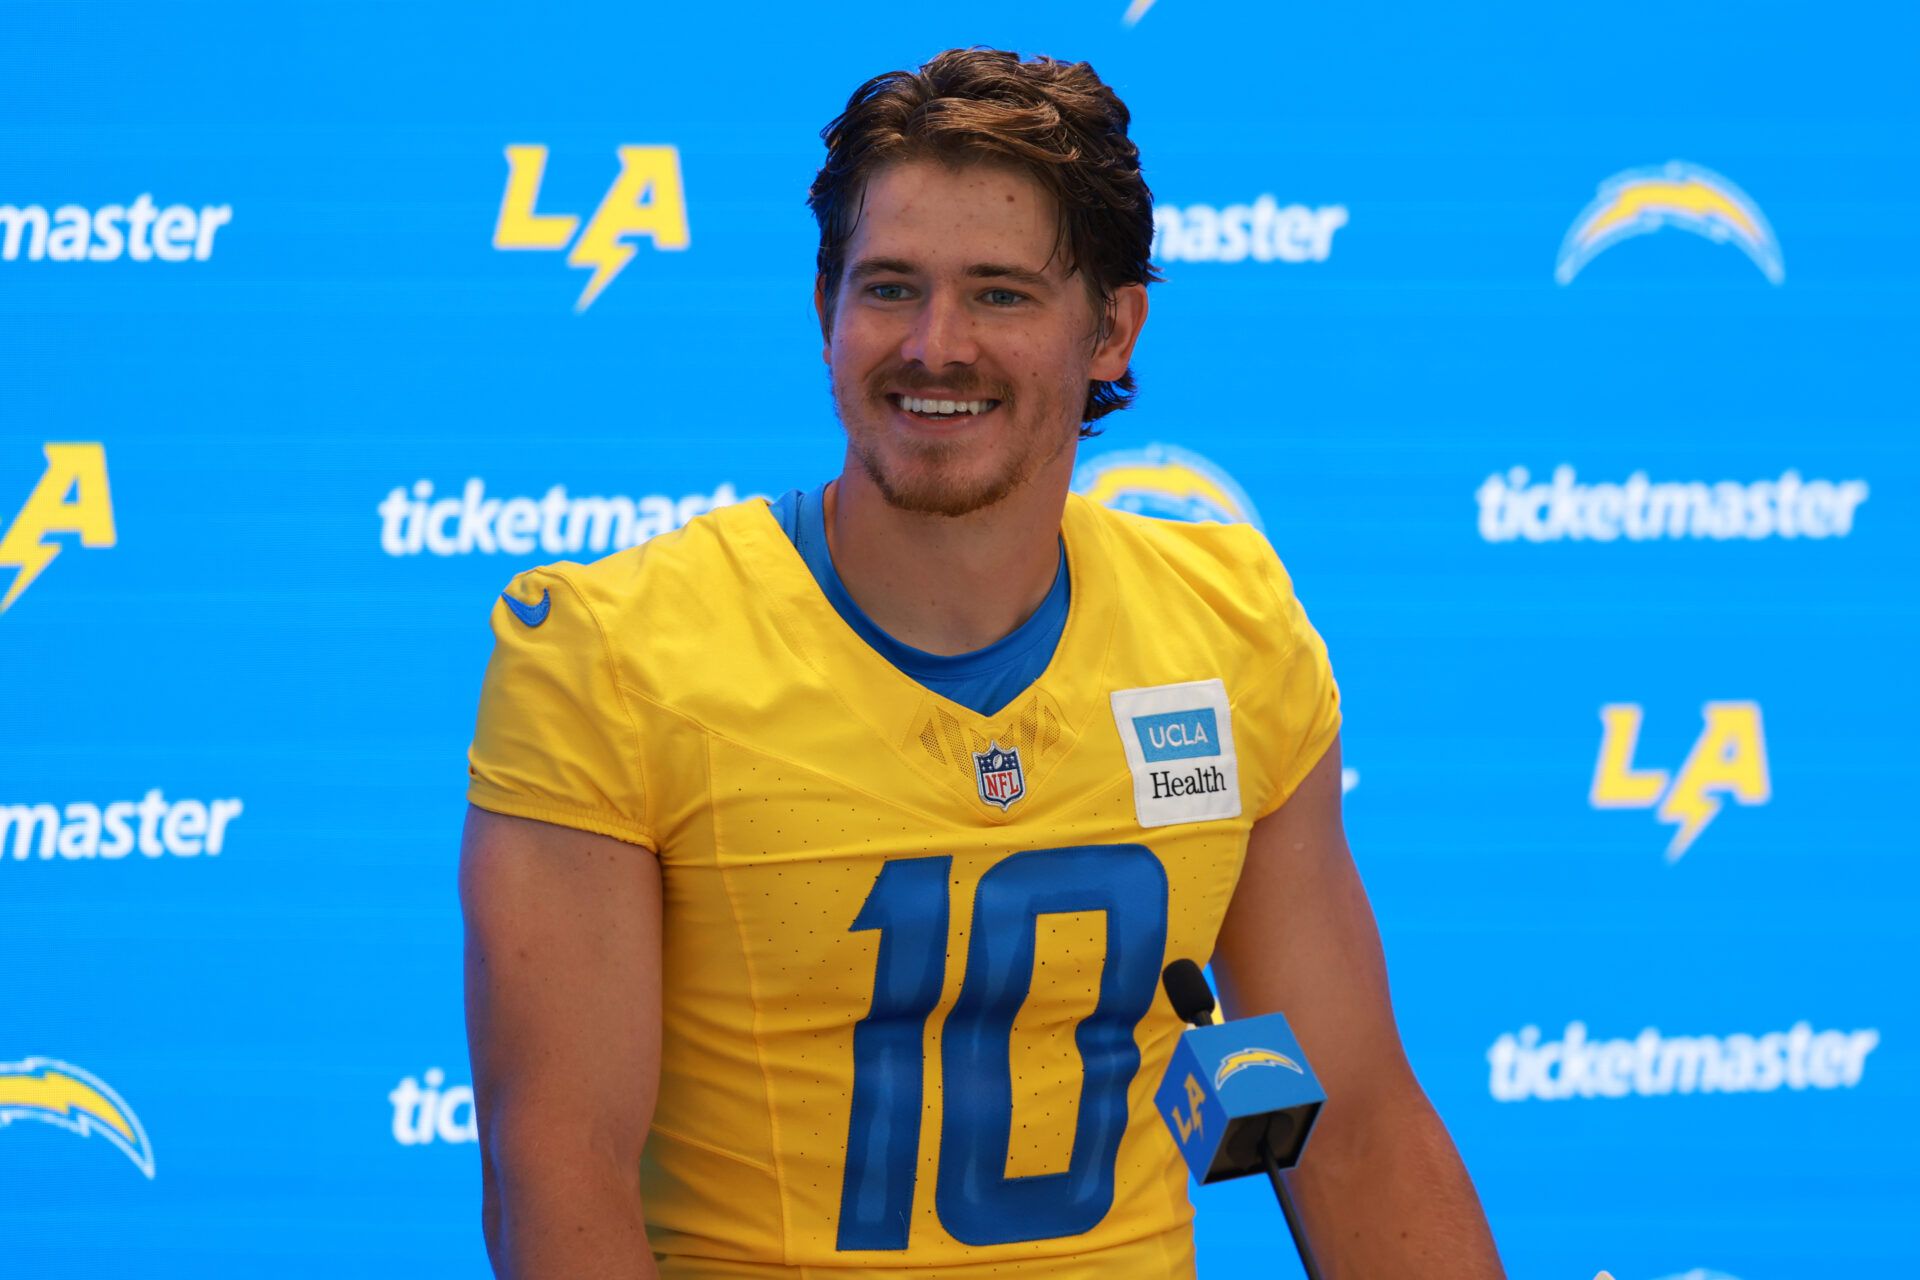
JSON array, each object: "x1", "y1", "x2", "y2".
[{"x1": 467, "y1": 493, "x2": 1340, "y2": 1277}]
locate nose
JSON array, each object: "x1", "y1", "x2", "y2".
[{"x1": 899, "y1": 287, "x2": 979, "y2": 370}]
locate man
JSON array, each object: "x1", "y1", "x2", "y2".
[{"x1": 461, "y1": 48, "x2": 1504, "y2": 1279}]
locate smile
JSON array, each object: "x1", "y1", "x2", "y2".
[{"x1": 887, "y1": 393, "x2": 1001, "y2": 422}]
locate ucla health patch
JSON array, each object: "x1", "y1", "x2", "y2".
[{"x1": 1110, "y1": 679, "x2": 1241, "y2": 828}]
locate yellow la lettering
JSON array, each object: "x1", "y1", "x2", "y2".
[
  {"x1": 493, "y1": 145, "x2": 580, "y2": 251},
  {"x1": 1171, "y1": 1072, "x2": 1206, "y2": 1142},
  {"x1": 567, "y1": 145, "x2": 691, "y2": 311},
  {"x1": 1590, "y1": 704, "x2": 1669, "y2": 808},
  {"x1": 1659, "y1": 702, "x2": 1770, "y2": 860},
  {"x1": 0, "y1": 443, "x2": 116, "y2": 612}
]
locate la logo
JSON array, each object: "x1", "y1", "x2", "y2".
[
  {"x1": 1169, "y1": 1072, "x2": 1206, "y2": 1143},
  {"x1": 1, "y1": 443, "x2": 115, "y2": 614},
  {"x1": 493, "y1": 145, "x2": 691, "y2": 312},
  {"x1": 1590, "y1": 702, "x2": 1771, "y2": 861}
]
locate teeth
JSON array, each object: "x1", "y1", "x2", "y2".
[{"x1": 900, "y1": 396, "x2": 993, "y2": 416}]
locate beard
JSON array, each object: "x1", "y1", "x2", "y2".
[{"x1": 831, "y1": 362, "x2": 1077, "y2": 518}]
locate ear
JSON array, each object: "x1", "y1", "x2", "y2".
[
  {"x1": 814, "y1": 275, "x2": 833, "y2": 364},
  {"x1": 1088, "y1": 282, "x2": 1148, "y2": 383}
]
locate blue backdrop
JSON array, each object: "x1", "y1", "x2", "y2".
[{"x1": 2, "y1": 3, "x2": 1913, "y2": 1277}]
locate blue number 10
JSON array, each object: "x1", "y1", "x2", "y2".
[{"x1": 836, "y1": 844, "x2": 1169, "y2": 1251}]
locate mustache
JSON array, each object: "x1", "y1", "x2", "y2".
[{"x1": 864, "y1": 366, "x2": 1013, "y2": 402}]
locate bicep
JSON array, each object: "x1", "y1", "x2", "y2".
[
  {"x1": 460, "y1": 805, "x2": 663, "y2": 1166},
  {"x1": 1212, "y1": 735, "x2": 1413, "y2": 1104}
]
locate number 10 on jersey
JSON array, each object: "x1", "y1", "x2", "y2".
[{"x1": 836, "y1": 843, "x2": 1170, "y2": 1250}]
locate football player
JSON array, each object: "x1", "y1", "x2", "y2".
[{"x1": 461, "y1": 47, "x2": 1503, "y2": 1279}]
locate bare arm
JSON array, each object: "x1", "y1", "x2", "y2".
[
  {"x1": 460, "y1": 805, "x2": 663, "y2": 1280},
  {"x1": 1212, "y1": 736, "x2": 1504, "y2": 1279}
]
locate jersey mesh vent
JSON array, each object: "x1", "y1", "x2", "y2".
[
  {"x1": 912, "y1": 694, "x2": 1065, "y2": 785},
  {"x1": 917, "y1": 717, "x2": 947, "y2": 763}
]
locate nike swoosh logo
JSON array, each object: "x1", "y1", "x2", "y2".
[{"x1": 501, "y1": 588, "x2": 551, "y2": 627}]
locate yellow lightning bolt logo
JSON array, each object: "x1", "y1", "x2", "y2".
[
  {"x1": 0, "y1": 443, "x2": 116, "y2": 614},
  {"x1": 566, "y1": 146, "x2": 691, "y2": 311},
  {"x1": 1582, "y1": 179, "x2": 1763, "y2": 246},
  {"x1": 495, "y1": 145, "x2": 691, "y2": 312},
  {"x1": 1214, "y1": 1047, "x2": 1304, "y2": 1089},
  {"x1": 1557, "y1": 160, "x2": 1783, "y2": 285},
  {"x1": 1592, "y1": 702, "x2": 1771, "y2": 861},
  {"x1": 1657, "y1": 703, "x2": 1772, "y2": 861},
  {"x1": 1657, "y1": 769, "x2": 1721, "y2": 862},
  {"x1": 0, "y1": 1057, "x2": 155, "y2": 1177}
]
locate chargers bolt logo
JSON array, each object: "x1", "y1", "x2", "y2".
[
  {"x1": 1214, "y1": 1047, "x2": 1304, "y2": 1089},
  {"x1": 1074, "y1": 443, "x2": 1263, "y2": 530},
  {"x1": 0, "y1": 1057, "x2": 154, "y2": 1177},
  {"x1": 1557, "y1": 160, "x2": 1783, "y2": 285},
  {"x1": 1, "y1": 443, "x2": 116, "y2": 614}
]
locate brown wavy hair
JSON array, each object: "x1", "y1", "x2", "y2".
[{"x1": 808, "y1": 48, "x2": 1159, "y2": 436}]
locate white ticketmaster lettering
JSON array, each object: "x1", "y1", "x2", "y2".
[
  {"x1": 1488, "y1": 1021, "x2": 1880, "y2": 1101},
  {"x1": 389, "y1": 1068, "x2": 477, "y2": 1145},
  {"x1": 1, "y1": 791, "x2": 244, "y2": 860},
  {"x1": 1477, "y1": 465, "x2": 1869, "y2": 543},
  {"x1": 1152, "y1": 197, "x2": 1347, "y2": 264},
  {"x1": 377, "y1": 479, "x2": 755, "y2": 557},
  {"x1": 0, "y1": 197, "x2": 232, "y2": 262}
]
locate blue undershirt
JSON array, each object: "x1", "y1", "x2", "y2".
[{"x1": 769, "y1": 485, "x2": 1069, "y2": 718}]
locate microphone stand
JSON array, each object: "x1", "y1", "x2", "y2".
[{"x1": 1259, "y1": 1135, "x2": 1325, "y2": 1280}]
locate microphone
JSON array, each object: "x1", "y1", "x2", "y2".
[
  {"x1": 1163, "y1": 956, "x2": 1217, "y2": 1026},
  {"x1": 1156, "y1": 959, "x2": 1326, "y2": 1280}
]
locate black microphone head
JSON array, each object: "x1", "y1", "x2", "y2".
[{"x1": 1162, "y1": 959, "x2": 1216, "y2": 1026}]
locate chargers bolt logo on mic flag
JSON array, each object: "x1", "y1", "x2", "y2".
[{"x1": 1214, "y1": 1047, "x2": 1305, "y2": 1088}]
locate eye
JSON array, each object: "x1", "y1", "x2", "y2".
[
  {"x1": 866, "y1": 283, "x2": 912, "y2": 302},
  {"x1": 982, "y1": 288, "x2": 1027, "y2": 306}
]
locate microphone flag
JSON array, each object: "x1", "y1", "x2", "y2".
[{"x1": 1155, "y1": 1013, "x2": 1325, "y2": 1183}]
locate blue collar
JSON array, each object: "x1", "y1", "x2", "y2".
[{"x1": 768, "y1": 484, "x2": 1070, "y2": 717}]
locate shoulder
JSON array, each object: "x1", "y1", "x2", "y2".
[
  {"x1": 1070, "y1": 494, "x2": 1308, "y2": 628},
  {"x1": 498, "y1": 497, "x2": 772, "y2": 630},
  {"x1": 486, "y1": 497, "x2": 784, "y2": 726}
]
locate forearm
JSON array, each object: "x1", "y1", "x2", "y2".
[
  {"x1": 1291, "y1": 1083, "x2": 1503, "y2": 1280},
  {"x1": 486, "y1": 1141, "x2": 659, "y2": 1280}
]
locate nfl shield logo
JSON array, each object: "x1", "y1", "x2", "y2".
[{"x1": 973, "y1": 742, "x2": 1026, "y2": 811}]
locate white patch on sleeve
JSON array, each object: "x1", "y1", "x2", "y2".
[{"x1": 1110, "y1": 679, "x2": 1241, "y2": 828}]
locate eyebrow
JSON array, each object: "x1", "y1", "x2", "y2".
[
  {"x1": 847, "y1": 256, "x2": 917, "y2": 281},
  {"x1": 847, "y1": 256, "x2": 1052, "y2": 288},
  {"x1": 965, "y1": 262, "x2": 1051, "y2": 287}
]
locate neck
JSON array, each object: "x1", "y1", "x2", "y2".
[{"x1": 825, "y1": 454, "x2": 1072, "y2": 657}]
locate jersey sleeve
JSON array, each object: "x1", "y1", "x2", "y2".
[
  {"x1": 467, "y1": 566, "x2": 656, "y2": 849},
  {"x1": 1236, "y1": 531, "x2": 1342, "y2": 818}
]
